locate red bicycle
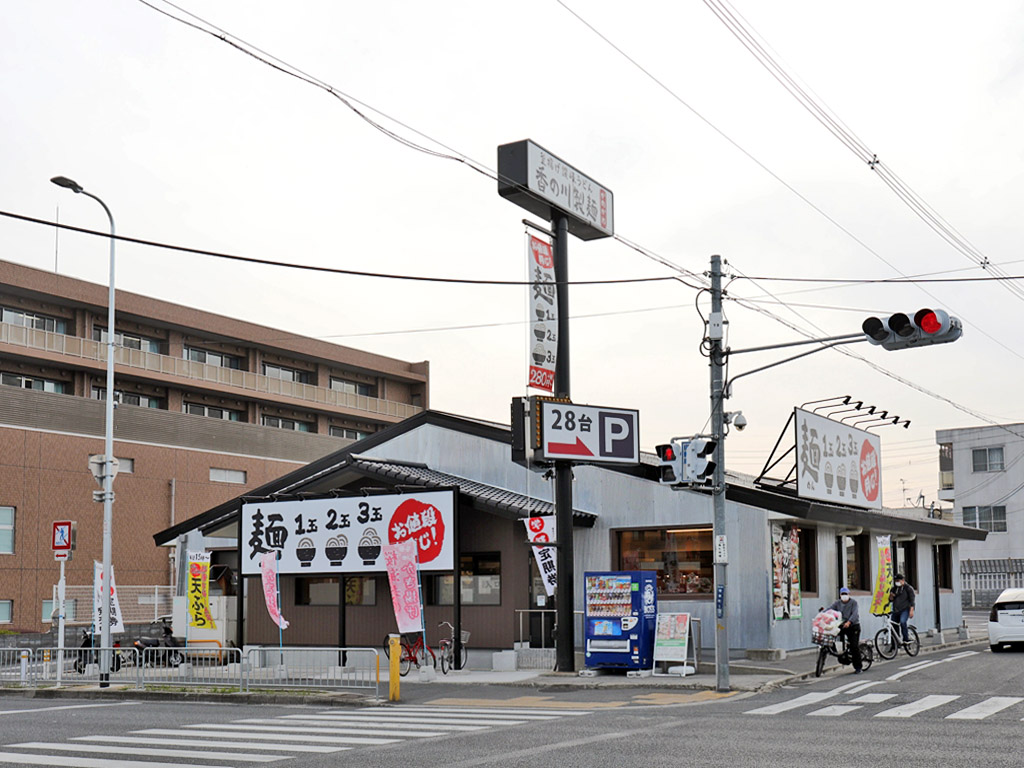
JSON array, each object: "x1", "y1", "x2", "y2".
[{"x1": 382, "y1": 633, "x2": 436, "y2": 676}]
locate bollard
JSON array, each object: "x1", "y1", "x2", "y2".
[
  {"x1": 388, "y1": 634, "x2": 400, "y2": 702},
  {"x1": 20, "y1": 650, "x2": 28, "y2": 684}
]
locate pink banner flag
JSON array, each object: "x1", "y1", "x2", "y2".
[
  {"x1": 384, "y1": 539, "x2": 423, "y2": 634},
  {"x1": 260, "y1": 551, "x2": 289, "y2": 630}
]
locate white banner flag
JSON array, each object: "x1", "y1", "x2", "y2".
[
  {"x1": 523, "y1": 516, "x2": 557, "y2": 596},
  {"x1": 93, "y1": 561, "x2": 125, "y2": 634},
  {"x1": 527, "y1": 235, "x2": 557, "y2": 392}
]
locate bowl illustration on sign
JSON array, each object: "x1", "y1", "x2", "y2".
[
  {"x1": 837, "y1": 463, "x2": 847, "y2": 495},
  {"x1": 532, "y1": 343, "x2": 546, "y2": 366},
  {"x1": 296, "y1": 537, "x2": 316, "y2": 567},
  {"x1": 849, "y1": 462, "x2": 859, "y2": 496},
  {"x1": 533, "y1": 325, "x2": 547, "y2": 343},
  {"x1": 358, "y1": 528, "x2": 382, "y2": 565},
  {"x1": 325, "y1": 535, "x2": 348, "y2": 567},
  {"x1": 823, "y1": 462, "x2": 834, "y2": 492}
]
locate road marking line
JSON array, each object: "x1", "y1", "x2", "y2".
[
  {"x1": 845, "y1": 681, "x2": 883, "y2": 695},
  {"x1": 947, "y1": 697, "x2": 1024, "y2": 720},
  {"x1": 887, "y1": 661, "x2": 946, "y2": 681},
  {"x1": 75, "y1": 736, "x2": 344, "y2": 753},
  {"x1": 10, "y1": 742, "x2": 287, "y2": 762},
  {"x1": 875, "y1": 695, "x2": 960, "y2": 718},
  {"x1": 898, "y1": 659, "x2": 933, "y2": 670},
  {"x1": 287, "y1": 713, "x2": 520, "y2": 726},
  {"x1": 0, "y1": 752, "x2": 218, "y2": 768},
  {"x1": 947, "y1": 651, "x2": 979, "y2": 660},
  {"x1": 382, "y1": 706, "x2": 587, "y2": 717},
  {"x1": 0, "y1": 702, "x2": 137, "y2": 716},
  {"x1": 745, "y1": 692, "x2": 837, "y2": 715},
  {"x1": 850, "y1": 693, "x2": 897, "y2": 704},
  {"x1": 808, "y1": 705, "x2": 862, "y2": 717},
  {"x1": 139, "y1": 728, "x2": 398, "y2": 745},
  {"x1": 234, "y1": 718, "x2": 442, "y2": 737},
  {"x1": 279, "y1": 715, "x2": 487, "y2": 731}
]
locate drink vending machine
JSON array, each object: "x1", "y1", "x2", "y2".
[{"x1": 583, "y1": 571, "x2": 657, "y2": 669}]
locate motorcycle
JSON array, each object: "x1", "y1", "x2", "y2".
[
  {"x1": 73, "y1": 628, "x2": 122, "y2": 674},
  {"x1": 133, "y1": 617, "x2": 185, "y2": 667}
]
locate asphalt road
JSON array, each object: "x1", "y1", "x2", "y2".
[{"x1": 0, "y1": 642, "x2": 1020, "y2": 768}]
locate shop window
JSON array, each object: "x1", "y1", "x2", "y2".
[
  {"x1": 427, "y1": 553, "x2": 501, "y2": 605},
  {"x1": 0, "y1": 507, "x2": 13, "y2": 554},
  {"x1": 838, "y1": 534, "x2": 870, "y2": 591},
  {"x1": 295, "y1": 576, "x2": 376, "y2": 606},
  {"x1": 935, "y1": 544, "x2": 953, "y2": 590},
  {"x1": 894, "y1": 540, "x2": 918, "y2": 586},
  {"x1": 617, "y1": 527, "x2": 713, "y2": 597},
  {"x1": 798, "y1": 528, "x2": 818, "y2": 594}
]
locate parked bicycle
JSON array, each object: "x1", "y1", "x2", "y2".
[
  {"x1": 382, "y1": 632, "x2": 435, "y2": 676},
  {"x1": 874, "y1": 614, "x2": 920, "y2": 659},
  {"x1": 437, "y1": 621, "x2": 469, "y2": 674}
]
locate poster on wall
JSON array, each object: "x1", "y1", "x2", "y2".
[
  {"x1": 794, "y1": 408, "x2": 882, "y2": 510},
  {"x1": 241, "y1": 490, "x2": 455, "y2": 575},
  {"x1": 870, "y1": 535, "x2": 895, "y2": 616},
  {"x1": 771, "y1": 524, "x2": 802, "y2": 620}
]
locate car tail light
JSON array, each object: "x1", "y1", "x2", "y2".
[{"x1": 990, "y1": 604, "x2": 1000, "y2": 622}]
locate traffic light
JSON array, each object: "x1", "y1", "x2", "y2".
[
  {"x1": 682, "y1": 438, "x2": 717, "y2": 483},
  {"x1": 655, "y1": 441, "x2": 684, "y2": 485},
  {"x1": 862, "y1": 308, "x2": 962, "y2": 351}
]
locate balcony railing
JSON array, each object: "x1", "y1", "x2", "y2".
[{"x1": 0, "y1": 322, "x2": 422, "y2": 420}]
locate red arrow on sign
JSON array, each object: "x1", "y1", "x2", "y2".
[{"x1": 547, "y1": 437, "x2": 594, "y2": 457}]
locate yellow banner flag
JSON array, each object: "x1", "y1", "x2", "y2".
[
  {"x1": 187, "y1": 551, "x2": 217, "y2": 630},
  {"x1": 870, "y1": 535, "x2": 894, "y2": 616}
]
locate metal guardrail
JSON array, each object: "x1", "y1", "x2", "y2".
[{"x1": 244, "y1": 647, "x2": 380, "y2": 698}]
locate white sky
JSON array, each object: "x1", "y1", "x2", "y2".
[{"x1": 3, "y1": 1, "x2": 1022, "y2": 509}]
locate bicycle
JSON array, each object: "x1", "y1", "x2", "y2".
[
  {"x1": 437, "y1": 621, "x2": 470, "y2": 674},
  {"x1": 382, "y1": 632, "x2": 435, "y2": 676},
  {"x1": 813, "y1": 626, "x2": 874, "y2": 677},
  {"x1": 874, "y1": 615, "x2": 920, "y2": 660}
]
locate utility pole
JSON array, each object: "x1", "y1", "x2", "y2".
[{"x1": 709, "y1": 254, "x2": 730, "y2": 693}]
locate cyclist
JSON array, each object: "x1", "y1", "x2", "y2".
[
  {"x1": 889, "y1": 572, "x2": 916, "y2": 645},
  {"x1": 827, "y1": 586, "x2": 863, "y2": 674}
]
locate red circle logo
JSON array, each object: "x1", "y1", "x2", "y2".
[
  {"x1": 528, "y1": 517, "x2": 545, "y2": 533},
  {"x1": 859, "y1": 440, "x2": 880, "y2": 502},
  {"x1": 388, "y1": 499, "x2": 445, "y2": 564}
]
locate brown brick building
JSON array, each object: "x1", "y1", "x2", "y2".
[{"x1": 0, "y1": 259, "x2": 428, "y2": 630}]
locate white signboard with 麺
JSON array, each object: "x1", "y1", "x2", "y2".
[
  {"x1": 241, "y1": 491, "x2": 455, "y2": 576},
  {"x1": 794, "y1": 408, "x2": 882, "y2": 510}
]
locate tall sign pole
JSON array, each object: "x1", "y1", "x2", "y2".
[
  {"x1": 498, "y1": 139, "x2": 614, "y2": 673},
  {"x1": 709, "y1": 254, "x2": 730, "y2": 692}
]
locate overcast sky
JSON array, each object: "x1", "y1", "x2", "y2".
[{"x1": 3, "y1": 1, "x2": 1022, "y2": 509}]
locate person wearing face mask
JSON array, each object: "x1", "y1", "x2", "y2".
[
  {"x1": 827, "y1": 586, "x2": 863, "y2": 674},
  {"x1": 889, "y1": 572, "x2": 916, "y2": 644}
]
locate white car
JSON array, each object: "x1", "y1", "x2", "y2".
[{"x1": 988, "y1": 588, "x2": 1024, "y2": 652}]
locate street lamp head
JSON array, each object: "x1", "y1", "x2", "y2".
[{"x1": 50, "y1": 176, "x2": 83, "y2": 194}]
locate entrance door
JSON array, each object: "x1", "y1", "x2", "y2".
[{"x1": 527, "y1": 555, "x2": 555, "y2": 647}]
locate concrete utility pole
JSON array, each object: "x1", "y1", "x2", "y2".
[{"x1": 708, "y1": 254, "x2": 730, "y2": 692}]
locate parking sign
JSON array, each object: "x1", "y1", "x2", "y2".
[{"x1": 538, "y1": 401, "x2": 639, "y2": 464}]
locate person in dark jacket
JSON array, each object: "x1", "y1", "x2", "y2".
[
  {"x1": 889, "y1": 572, "x2": 916, "y2": 643},
  {"x1": 827, "y1": 586, "x2": 862, "y2": 673}
]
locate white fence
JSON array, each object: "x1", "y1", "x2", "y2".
[{"x1": 50, "y1": 585, "x2": 174, "y2": 625}]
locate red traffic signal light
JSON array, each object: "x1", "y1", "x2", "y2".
[{"x1": 862, "y1": 308, "x2": 961, "y2": 351}]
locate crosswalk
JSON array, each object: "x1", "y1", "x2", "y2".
[
  {"x1": 0, "y1": 704, "x2": 590, "y2": 766},
  {"x1": 746, "y1": 687, "x2": 1024, "y2": 722}
]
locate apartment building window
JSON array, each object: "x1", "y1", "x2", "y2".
[
  {"x1": 263, "y1": 363, "x2": 311, "y2": 384},
  {"x1": 0, "y1": 601, "x2": 10, "y2": 623},
  {"x1": 2, "y1": 372, "x2": 66, "y2": 394},
  {"x1": 963, "y1": 505, "x2": 1007, "y2": 532},
  {"x1": 185, "y1": 347, "x2": 243, "y2": 370},
  {"x1": 185, "y1": 403, "x2": 243, "y2": 421},
  {"x1": 92, "y1": 387, "x2": 163, "y2": 409},
  {"x1": 92, "y1": 327, "x2": 162, "y2": 354},
  {"x1": 1, "y1": 306, "x2": 66, "y2": 334},
  {"x1": 330, "y1": 377, "x2": 375, "y2": 397},
  {"x1": 210, "y1": 468, "x2": 247, "y2": 484},
  {"x1": 0, "y1": 507, "x2": 12, "y2": 554},
  {"x1": 618, "y1": 527, "x2": 713, "y2": 597},
  {"x1": 329, "y1": 426, "x2": 371, "y2": 441},
  {"x1": 939, "y1": 443, "x2": 954, "y2": 491},
  {"x1": 839, "y1": 534, "x2": 870, "y2": 591},
  {"x1": 261, "y1": 415, "x2": 311, "y2": 432},
  {"x1": 972, "y1": 446, "x2": 1004, "y2": 473}
]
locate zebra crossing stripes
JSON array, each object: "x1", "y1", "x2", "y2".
[
  {"x1": 807, "y1": 705, "x2": 861, "y2": 717},
  {"x1": 746, "y1": 691, "x2": 1024, "y2": 721},
  {"x1": 9, "y1": 742, "x2": 288, "y2": 762},
  {"x1": 946, "y1": 697, "x2": 1024, "y2": 720},
  {"x1": 874, "y1": 695, "x2": 960, "y2": 718}
]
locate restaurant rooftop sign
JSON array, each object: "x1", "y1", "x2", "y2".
[{"x1": 497, "y1": 139, "x2": 614, "y2": 240}]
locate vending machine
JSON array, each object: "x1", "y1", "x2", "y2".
[{"x1": 583, "y1": 571, "x2": 657, "y2": 670}]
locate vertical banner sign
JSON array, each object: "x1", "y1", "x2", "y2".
[
  {"x1": 260, "y1": 552, "x2": 289, "y2": 630},
  {"x1": 92, "y1": 561, "x2": 124, "y2": 634},
  {"x1": 187, "y1": 552, "x2": 216, "y2": 630},
  {"x1": 771, "y1": 524, "x2": 802, "y2": 620},
  {"x1": 870, "y1": 535, "x2": 895, "y2": 616},
  {"x1": 527, "y1": 235, "x2": 557, "y2": 392},
  {"x1": 523, "y1": 516, "x2": 557, "y2": 595},
  {"x1": 383, "y1": 539, "x2": 424, "y2": 634}
]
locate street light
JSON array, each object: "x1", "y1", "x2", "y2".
[{"x1": 51, "y1": 175, "x2": 116, "y2": 687}]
